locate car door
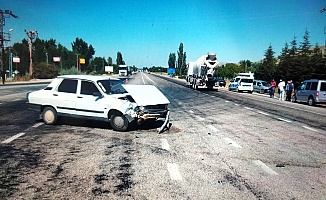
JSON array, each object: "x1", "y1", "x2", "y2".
[
  {"x1": 319, "y1": 81, "x2": 326, "y2": 103},
  {"x1": 296, "y1": 81, "x2": 309, "y2": 102},
  {"x1": 52, "y1": 79, "x2": 77, "y2": 115},
  {"x1": 75, "y1": 80, "x2": 106, "y2": 118}
]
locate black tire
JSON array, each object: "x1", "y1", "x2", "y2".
[
  {"x1": 42, "y1": 107, "x2": 57, "y2": 125},
  {"x1": 110, "y1": 115, "x2": 129, "y2": 131},
  {"x1": 308, "y1": 96, "x2": 315, "y2": 106}
]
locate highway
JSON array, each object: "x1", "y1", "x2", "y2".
[{"x1": 0, "y1": 72, "x2": 325, "y2": 199}]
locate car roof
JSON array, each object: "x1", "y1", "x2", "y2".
[
  {"x1": 57, "y1": 75, "x2": 120, "y2": 81},
  {"x1": 303, "y1": 79, "x2": 326, "y2": 82}
]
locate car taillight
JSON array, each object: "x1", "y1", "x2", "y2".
[{"x1": 316, "y1": 91, "x2": 319, "y2": 97}]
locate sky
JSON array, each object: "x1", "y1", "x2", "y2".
[{"x1": 1, "y1": 0, "x2": 326, "y2": 67}]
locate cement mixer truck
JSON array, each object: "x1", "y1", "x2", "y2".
[{"x1": 186, "y1": 53, "x2": 219, "y2": 90}]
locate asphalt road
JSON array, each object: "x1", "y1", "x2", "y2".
[{"x1": 0, "y1": 73, "x2": 325, "y2": 199}]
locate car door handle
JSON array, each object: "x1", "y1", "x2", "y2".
[
  {"x1": 77, "y1": 96, "x2": 83, "y2": 98},
  {"x1": 53, "y1": 94, "x2": 58, "y2": 96}
]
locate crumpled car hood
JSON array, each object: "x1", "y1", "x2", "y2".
[{"x1": 122, "y1": 84, "x2": 170, "y2": 106}]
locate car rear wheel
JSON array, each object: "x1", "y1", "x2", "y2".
[
  {"x1": 42, "y1": 107, "x2": 57, "y2": 125},
  {"x1": 308, "y1": 97, "x2": 315, "y2": 106},
  {"x1": 110, "y1": 115, "x2": 129, "y2": 131}
]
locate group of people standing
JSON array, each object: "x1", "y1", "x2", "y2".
[{"x1": 269, "y1": 79, "x2": 294, "y2": 101}]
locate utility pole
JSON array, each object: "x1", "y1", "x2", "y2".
[
  {"x1": 25, "y1": 29, "x2": 38, "y2": 77},
  {"x1": 0, "y1": 10, "x2": 18, "y2": 71},
  {"x1": 76, "y1": 53, "x2": 80, "y2": 74}
]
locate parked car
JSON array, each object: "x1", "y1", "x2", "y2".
[
  {"x1": 216, "y1": 78, "x2": 226, "y2": 87},
  {"x1": 253, "y1": 80, "x2": 270, "y2": 94},
  {"x1": 292, "y1": 79, "x2": 326, "y2": 106},
  {"x1": 26, "y1": 75, "x2": 170, "y2": 131}
]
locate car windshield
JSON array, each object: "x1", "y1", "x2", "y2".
[
  {"x1": 241, "y1": 79, "x2": 253, "y2": 83},
  {"x1": 262, "y1": 82, "x2": 270, "y2": 86},
  {"x1": 97, "y1": 79, "x2": 127, "y2": 94}
]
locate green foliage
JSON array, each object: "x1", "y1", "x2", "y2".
[
  {"x1": 216, "y1": 63, "x2": 242, "y2": 79},
  {"x1": 254, "y1": 45, "x2": 277, "y2": 81},
  {"x1": 168, "y1": 53, "x2": 176, "y2": 69},
  {"x1": 116, "y1": 52, "x2": 125, "y2": 66},
  {"x1": 33, "y1": 62, "x2": 59, "y2": 79},
  {"x1": 177, "y1": 43, "x2": 187, "y2": 76},
  {"x1": 59, "y1": 67, "x2": 78, "y2": 75}
]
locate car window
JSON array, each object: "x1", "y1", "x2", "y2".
[
  {"x1": 320, "y1": 82, "x2": 326, "y2": 91},
  {"x1": 300, "y1": 83, "x2": 306, "y2": 90},
  {"x1": 241, "y1": 79, "x2": 253, "y2": 83},
  {"x1": 310, "y1": 82, "x2": 318, "y2": 90},
  {"x1": 235, "y1": 78, "x2": 240, "y2": 82},
  {"x1": 262, "y1": 82, "x2": 270, "y2": 86},
  {"x1": 97, "y1": 79, "x2": 127, "y2": 94},
  {"x1": 305, "y1": 82, "x2": 311, "y2": 90},
  {"x1": 253, "y1": 81, "x2": 256, "y2": 85},
  {"x1": 57, "y1": 79, "x2": 77, "y2": 93},
  {"x1": 81, "y1": 81, "x2": 100, "y2": 95}
]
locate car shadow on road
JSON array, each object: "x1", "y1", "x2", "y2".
[{"x1": 54, "y1": 116, "x2": 166, "y2": 132}]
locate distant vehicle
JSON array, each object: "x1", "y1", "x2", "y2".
[
  {"x1": 253, "y1": 80, "x2": 270, "y2": 94},
  {"x1": 292, "y1": 79, "x2": 326, "y2": 106},
  {"x1": 216, "y1": 78, "x2": 226, "y2": 87},
  {"x1": 118, "y1": 65, "x2": 128, "y2": 76},
  {"x1": 186, "y1": 53, "x2": 219, "y2": 90},
  {"x1": 228, "y1": 72, "x2": 254, "y2": 93},
  {"x1": 26, "y1": 75, "x2": 170, "y2": 131}
]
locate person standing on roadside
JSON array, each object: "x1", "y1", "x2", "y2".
[
  {"x1": 285, "y1": 80, "x2": 294, "y2": 101},
  {"x1": 1, "y1": 69, "x2": 5, "y2": 84},
  {"x1": 269, "y1": 79, "x2": 277, "y2": 98},
  {"x1": 278, "y1": 79, "x2": 285, "y2": 101}
]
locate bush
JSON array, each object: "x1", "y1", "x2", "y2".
[
  {"x1": 59, "y1": 67, "x2": 78, "y2": 75},
  {"x1": 33, "y1": 62, "x2": 59, "y2": 79}
]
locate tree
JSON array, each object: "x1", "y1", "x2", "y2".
[
  {"x1": 168, "y1": 53, "x2": 176, "y2": 69},
  {"x1": 177, "y1": 43, "x2": 186, "y2": 75},
  {"x1": 116, "y1": 52, "x2": 125, "y2": 66},
  {"x1": 71, "y1": 38, "x2": 95, "y2": 72},
  {"x1": 108, "y1": 56, "x2": 113, "y2": 65},
  {"x1": 255, "y1": 44, "x2": 276, "y2": 81}
]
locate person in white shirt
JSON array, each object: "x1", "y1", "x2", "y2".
[{"x1": 278, "y1": 79, "x2": 285, "y2": 101}]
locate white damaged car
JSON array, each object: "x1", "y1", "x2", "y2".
[{"x1": 26, "y1": 75, "x2": 170, "y2": 132}]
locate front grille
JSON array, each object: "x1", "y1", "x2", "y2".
[{"x1": 143, "y1": 104, "x2": 167, "y2": 110}]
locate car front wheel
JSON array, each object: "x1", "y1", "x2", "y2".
[
  {"x1": 110, "y1": 115, "x2": 129, "y2": 131},
  {"x1": 42, "y1": 107, "x2": 57, "y2": 125}
]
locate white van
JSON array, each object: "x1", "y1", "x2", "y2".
[{"x1": 228, "y1": 72, "x2": 254, "y2": 93}]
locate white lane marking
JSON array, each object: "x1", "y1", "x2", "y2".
[
  {"x1": 234, "y1": 103, "x2": 239, "y2": 106},
  {"x1": 302, "y1": 126, "x2": 318, "y2": 132},
  {"x1": 244, "y1": 107, "x2": 252, "y2": 110},
  {"x1": 253, "y1": 160, "x2": 278, "y2": 175},
  {"x1": 195, "y1": 116, "x2": 205, "y2": 121},
  {"x1": 141, "y1": 73, "x2": 146, "y2": 84},
  {"x1": 224, "y1": 137, "x2": 242, "y2": 148},
  {"x1": 167, "y1": 163, "x2": 182, "y2": 181},
  {"x1": 225, "y1": 100, "x2": 229, "y2": 103},
  {"x1": 1, "y1": 132, "x2": 25, "y2": 144},
  {"x1": 189, "y1": 110, "x2": 194, "y2": 114},
  {"x1": 161, "y1": 139, "x2": 170, "y2": 150},
  {"x1": 142, "y1": 72, "x2": 155, "y2": 83},
  {"x1": 32, "y1": 122, "x2": 43, "y2": 128},
  {"x1": 277, "y1": 117, "x2": 292, "y2": 123},
  {"x1": 258, "y1": 111, "x2": 270, "y2": 116},
  {"x1": 178, "y1": 102, "x2": 182, "y2": 105},
  {"x1": 207, "y1": 125, "x2": 219, "y2": 132}
]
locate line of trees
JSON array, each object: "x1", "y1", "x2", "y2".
[{"x1": 2, "y1": 37, "x2": 128, "y2": 79}]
